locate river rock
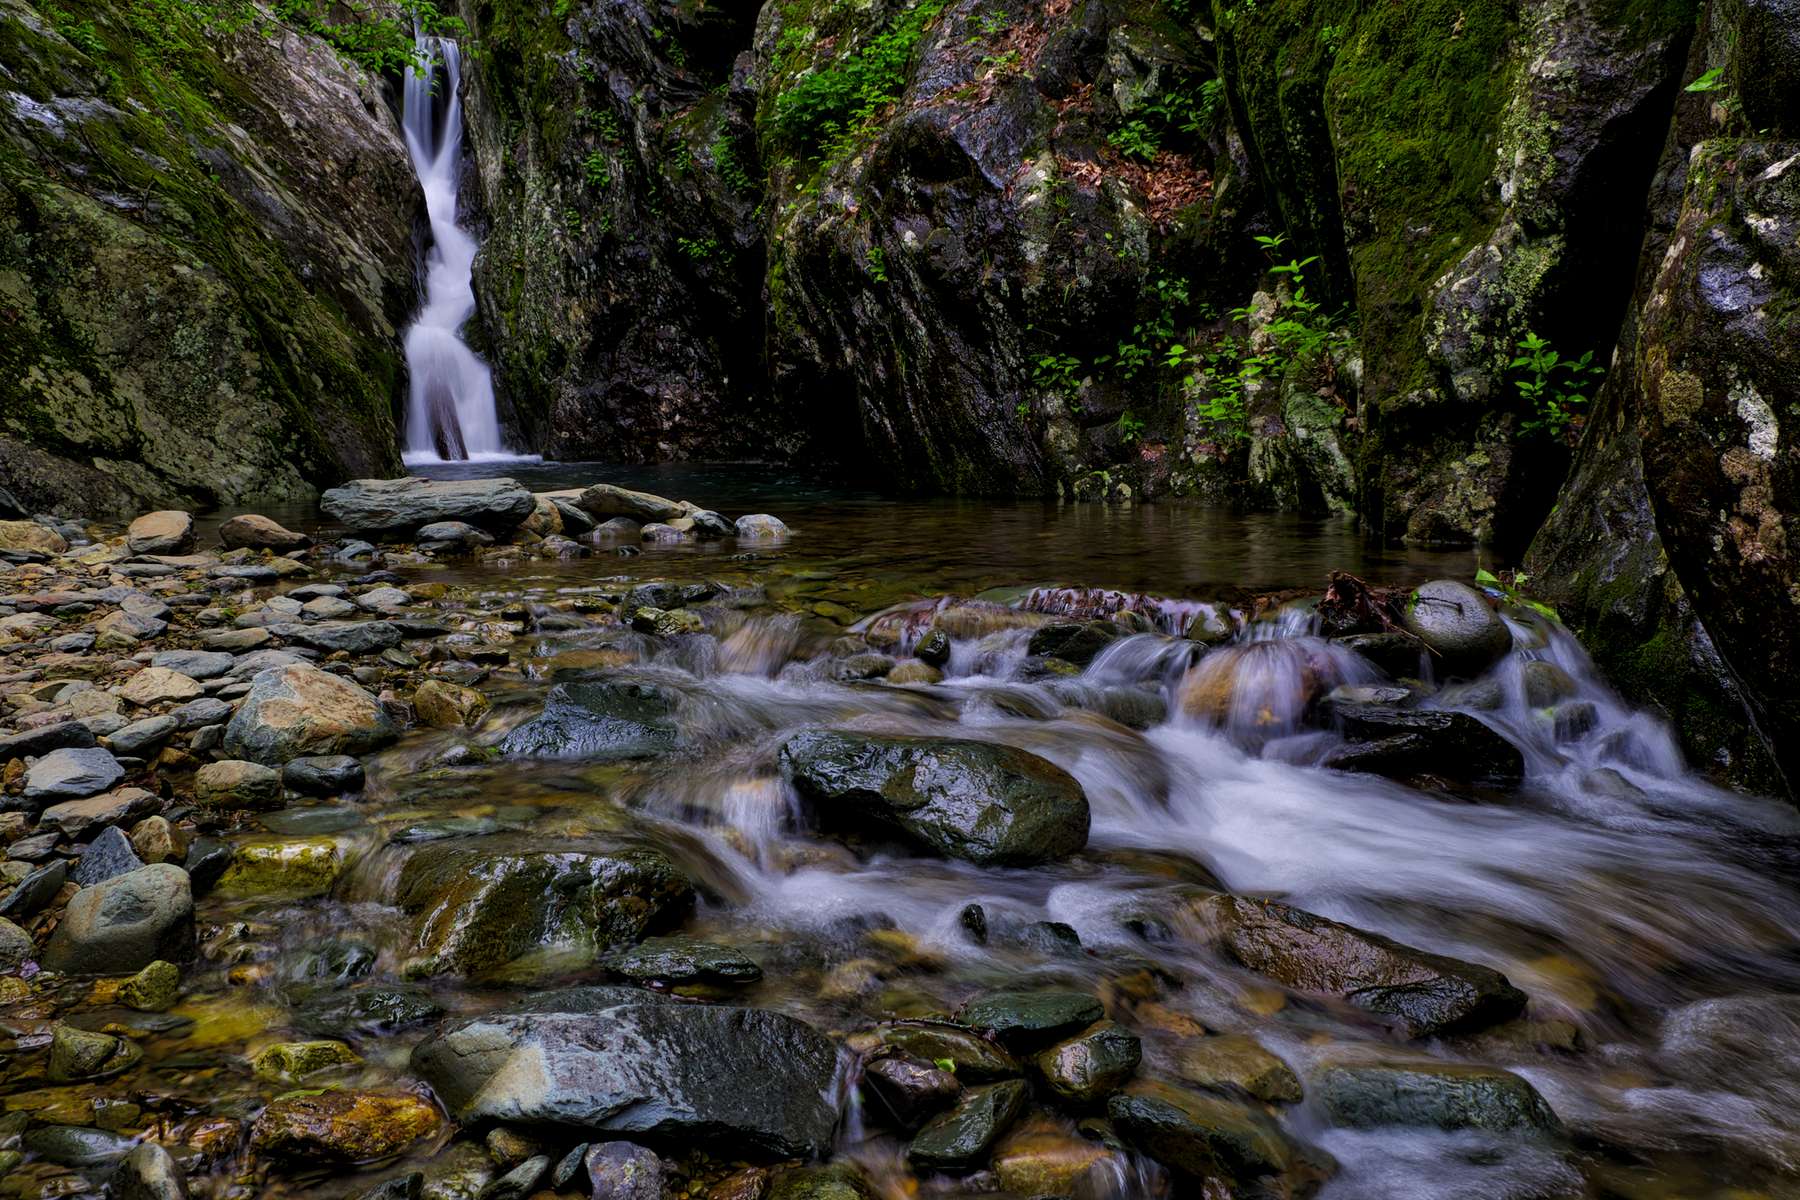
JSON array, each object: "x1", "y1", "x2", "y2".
[
  {"x1": 1402, "y1": 581, "x2": 1513, "y2": 676},
  {"x1": 1174, "y1": 1034, "x2": 1303, "y2": 1103},
  {"x1": 249, "y1": 1090, "x2": 441, "y2": 1162},
  {"x1": 1311, "y1": 1055, "x2": 1563, "y2": 1136},
  {"x1": 43, "y1": 863, "x2": 194, "y2": 973},
  {"x1": 501, "y1": 678, "x2": 682, "y2": 761},
  {"x1": 0, "y1": 518, "x2": 67, "y2": 555},
  {"x1": 129, "y1": 816, "x2": 189, "y2": 865},
  {"x1": 251, "y1": 1040, "x2": 364, "y2": 1083},
  {"x1": 215, "y1": 836, "x2": 347, "y2": 898},
  {"x1": 393, "y1": 836, "x2": 694, "y2": 978},
  {"x1": 195, "y1": 759, "x2": 284, "y2": 810},
  {"x1": 220, "y1": 513, "x2": 311, "y2": 551},
  {"x1": 118, "y1": 667, "x2": 203, "y2": 707},
  {"x1": 321, "y1": 476, "x2": 536, "y2": 537},
  {"x1": 779, "y1": 730, "x2": 1090, "y2": 866},
  {"x1": 118, "y1": 960, "x2": 181, "y2": 1011},
  {"x1": 39, "y1": 786, "x2": 157, "y2": 839},
  {"x1": 0, "y1": 917, "x2": 31, "y2": 969},
  {"x1": 1027, "y1": 622, "x2": 1122, "y2": 668},
  {"x1": 582, "y1": 1142, "x2": 665, "y2": 1200},
  {"x1": 49, "y1": 1022, "x2": 141, "y2": 1081},
  {"x1": 575, "y1": 483, "x2": 686, "y2": 523},
  {"x1": 224, "y1": 663, "x2": 397, "y2": 763},
  {"x1": 284, "y1": 754, "x2": 366, "y2": 795},
  {"x1": 270, "y1": 620, "x2": 401, "y2": 655},
  {"x1": 610, "y1": 935, "x2": 763, "y2": 988},
  {"x1": 735, "y1": 513, "x2": 789, "y2": 539},
  {"x1": 1108, "y1": 1081, "x2": 1333, "y2": 1191},
  {"x1": 1032, "y1": 1020, "x2": 1142, "y2": 1103},
  {"x1": 126, "y1": 511, "x2": 195, "y2": 555},
  {"x1": 24, "y1": 746, "x2": 124, "y2": 803},
  {"x1": 107, "y1": 714, "x2": 181, "y2": 756},
  {"x1": 416, "y1": 520, "x2": 494, "y2": 547},
  {"x1": 111, "y1": 1142, "x2": 189, "y2": 1200},
  {"x1": 21, "y1": 1124, "x2": 136, "y2": 1167},
  {"x1": 72, "y1": 825, "x2": 147, "y2": 886},
  {"x1": 876, "y1": 1021, "x2": 1023, "y2": 1082},
  {"x1": 411, "y1": 990, "x2": 840, "y2": 1157},
  {"x1": 412, "y1": 679, "x2": 490, "y2": 729},
  {"x1": 1324, "y1": 705, "x2": 1525, "y2": 785},
  {"x1": 0, "y1": 720, "x2": 96, "y2": 759},
  {"x1": 1195, "y1": 894, "x2": 1527, "y2": 1036},
  {"x1": 958, "y1": 990, "x2": 1106, "y2": 1050},
  {"x1": 908, "y1": 1079, "x2": 1030, "y2": 1172},
  {"x1": 0, "y1": 859, "x2": 67, "y2": 918},
  {"x1": 296, "y1": 984, "x2": 446, "y2": 1037},
  {"x1": 862, "y1": 1054, "x2": 960, "y2": 1130}
]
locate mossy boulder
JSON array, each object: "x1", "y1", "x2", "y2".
[{"x1": 248, "y1": 1090, "x2": 441, "y2": 1163}]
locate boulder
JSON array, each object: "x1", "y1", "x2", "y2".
[
  {"x1": 862, "y1": 1055, "x2": 960, "y2": 1130},
  {"x1": 24, "y1": 746, "x2": 124, "y2": 803},
  {"x1": 412, "y1": 679, "x2": 491, "y2": 729},
  {"x1": 875, "y1": 1021, "x2": 1023, "y2": 1082},
  {"x1": 1401, "y1": 581, "x2": 1512, "y2": 677},
  {"x1": 411, "y1": 990, "x2": 840, "y2": 1157},
  {"x1": 219, "y1": 513, "x2": 311, "y2": 551},
  {"x1": 1027, "y1": 622, "x2": 1123, "y2": 668},
  {"x1": 501, "y1": 678, "x2": 682, "y2": 761},
  {"x1": 1310, "y1": 1056, "x2": 1563, "y2": 1136},
  {"x1": 907, "y1": 1080, "x2": 1029, "y2": 1172},
  {"x1": 224, "y1": 663, "x2": 397, "y2": 764},
  {"x1": 779, "y1": 730, "x2": 1090, "y2": 866},
  {"x1": 269, "y1": 620, "x2": 401, "y2": 655},
  {"x1": 1194, "y1": 894, "x2": 1527, "y2": 1037},
  {"x1": 415, "y1": 520, "x2": 494, "y2": 547},
  {"x1": 320, "y1": 476, "x2": 536, "y2": 537},
  {"x1": 1324, "y1": 705, "x2": 1525, "y2": 785},
  {"x1": 393, "y1": 836, "x2": 694, "y2": 978},
  {"x1": 126, "y1": 511, "x2": 195, "y2": 555},
  {"x1": 734, "y1": 514, "x2": 789, "y2": 540},
  {"x1": 42, "y1": 864, "x2": 194, "y2": 974},
  {"x1": 0, "y1": 519, "x2": 67, "y2": 555},
  {"x1": 248, "y1": 1090, "x2": 441, "y2": 1162},
  {"x1": 215, "y1": 836, "x2": 347, "y2": 898},
  {"x1": 574, "y1": 483, "x2": 686, "y2": 523}
]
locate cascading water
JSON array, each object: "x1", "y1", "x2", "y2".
[{"x1": 399, "y1": 33, "x2": 515, "y2": 463}]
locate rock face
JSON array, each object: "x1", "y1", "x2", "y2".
[
  {"x1": 223, "y1": 663, "x2": 398, "y2": 764},
  {"x1": 0, "y1": 0, "x2": 413, "y2": 514},
  {"x1": 320, "y1": 477, "x2": 537, "y2": 537},
  {"x1": 392, "y1": 836, "x2": 695, "y2": 978},
  {"x1": 780, "y1": 730, "x2": 1090, "y2": 866},
  {"x1": 1195, "y1": 893, "x2": 1527, "y2": 1037},
  {"x1": 411, "y1": 989, "x2": 842, "y2": 1158},
  {"x1": 1529, "y1": 4, "x2": 1800, "y2": 797}
]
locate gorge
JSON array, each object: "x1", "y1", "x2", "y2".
[{"x1": 0, "y1": 0, "x2": 1797, "y2": 1198}]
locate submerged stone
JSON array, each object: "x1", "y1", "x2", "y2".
[
  {"x1": 907, "y1": 1079, "x2": 1029, "y2": 1172},
  {"x1": 1311, "y1": 1057, "x2": 1563, "y2": 1135},
  {"x1": 1108, "y1": 1081, "x2": 1333, "y2": 1190},
  {"x1": 957, "y1": 990, "x2": 1105, "y2": 1050}
]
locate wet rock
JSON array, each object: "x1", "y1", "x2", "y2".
[
  {"x1": 118, "y1": 960, "x2": 181, "y2": 1011},
  {"x1": 610, "y1": 935, "x2": 763, "y2": 989},
  {"x1": 1174, "y1": 1034, "x2": 1303, "y2": 1103},
  {"x1": 119, "y1": 667, "x2": 204, "y2": 706},
  {"x1": 876, "y1": 1021, "x2": 1022, "y2": 1082},
  {"x1": 111, "y1": 1141, "x2": 189, "y2": 1200},
  {"x1": 412, "y1": 679, "x2": 490, "y2": 729},
  {"x1": 957, "y1": 990, "x2": 1105, "y2": 1051},
  {"x1": 224, "y1": 663, "x2": 398, "y2": 764},
  {"x1": 72, "y1": 825, "x2": 146, "y2": 886},
  {"x1": 107, "y1": 714, "x2": 181, "y2": 756},
  {"x1": 735, "y1": 514, "x2": 789, "y2": 540},
  {"x1": 887, "y1": 661, "x2": 943, "y2": 685},
  {"x1": 1402, "y1": 582, "x2": 1512, "y2": 677},
  {"x1": 321, "y1": 477, "x2": 536, "y2": 538},
  {"x1": 501, "y1": 678, "x2": 682, "y2": 761},
  {"x1": 832, "y1": 652, "x2": 894, "y2": 681},
  {"x1": 248, "y1": 1090, "x2": 441, "y2": 1163},
  {"x1": 182, "y1": 837, "x2": 233, "y2": 897},
  {"x1": 1195, "y1": 894, "x2": 1527, "y2": 1036},
  {"x1": 1521, "y1": 660, "x2": 1579, "y2": 707},
  {"x1": 582, "y1": 1142, "x2": 665, "y2": 1200},
  {"x1": 215, "y1": 836, "x2": 347, "y2": 898},
  {"x1": 126, "y1": 511, "x2": 195, "y2": 555},
  {"x1": 251, "y1": 1040, "x2": 363, "y2": 1083},
  {"x1": 780, "y1": 730, "x2": 1090, "y2": 866},
  {"x1": 688, "y1": 510, "x2": 734, "y2": 538},
  {"x1": 40, "y1": 786, "x2": 157, "y2": 839},
  {"x1": 394, "y1": 836, "x2": 694, "y2": 978},
  {"x1": 1325, "y1": 705, "x2": 1525, "y2": 785},
  {"x1": 1027, "y1": 622, "x2": 1122, "y2": 668},
  {"x1": 411, "y1": 991, "x2": 840, "y2": 1157},
  {"x1": 1311, "y1": 1057, "x2": 1562, "y2": 1136},
  {"x1": 1108, "y1": 1081, "x2": 1333, "y2": 1191},
  {"x1": 194, "y1": 759, "x2": 283, "y2": 810},
  {"x1": 283, "y1": 754, "x2": 366, "y2": 795},
  {"x1": 24, "y1": 746, "x2": 124, "y2": 803},
  {"x1": 1033, "y1": 1020, "x2": 1142, "y2": 1104},
  {"x1": 416, "y1": 520, "x2": 495, "y2": 548},
  {"x1": 478, "y1": 1154, "x2": 550, "y2": 1200},
  {"x1": 0, "y1": 916, "x2": 31, "y2": 969},
  {"x1": 576, "y1": 483, "x2": 686, "y2": 523},
  {"x1": 991, "y1": 1119, "x2": 1121, "y2": 1197},
  {"x1": 296, "y1": 984, "x2": 445, "y2": 1036},
  {"x1": 767, "y1": 1164, "x2": 876, "y2": 1200},
  {"x1": 862, "y1": 1054, "x2": 960, "y2": 1130},
  {"x1": 0, "y1": 858, "x2": 67, "y2": 919},
  {"x1": 914, "y1": 629, "x2": 952, "y2": 667},
  {"x1": 48, "y1": 1022, "x2": 141, "y2": 1081},
  {"x1": 43, "y1": 863, "x2": 194, "y2": 974},
  {"x1": 220, "y1": 514, "x2": 310, "y2": 551},
  {"x1": 907, "y1": 1079, "x2": 1029, "y2": 1172},
  {"x1": 21, "y1": 1124, "x2": 136, "y2": 1167}
]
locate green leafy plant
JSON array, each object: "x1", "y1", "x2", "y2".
[
  {"x1": 1510, "y1": 331, "x2": 1603, "y2": 442},
  {"x1": 1033, "y1": 352, "x2": 1082, "y2": 399},
  {"x1": 583, "y1": 149, "x2": 611, "y2": 188},
  {"x1": 1474, "y1": 567, "x2": 1557, "y2": 621},
  {"x1": 1108, "y1": 119, "x2": 1160, "y2": 163},
  {"x1": 865, "y1": 246, "x2": 888, "y2": 282},
  {"x1": 1117, "y1": 410, "x2": 1146, "y2": 444},
  {"x1": 1685, "y1": 66, "x2": 1726, "y2": 93},
  {"x1": 676, "y1": 235, "x2": 721, "y2": 261}
]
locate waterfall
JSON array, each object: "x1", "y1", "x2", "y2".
[{"x1": 399, "y1": 33, "x2": 516, "y2": 464}]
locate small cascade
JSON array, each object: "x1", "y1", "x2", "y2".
[{"x1": 398, "y1": 33, "x2": 515, "y2": 463}]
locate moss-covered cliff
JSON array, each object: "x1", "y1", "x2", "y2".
[{"x1": 0, "y1": 0, "x2": 418, "y2": 514}]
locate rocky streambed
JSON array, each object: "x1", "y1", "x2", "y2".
[{"x1": 1, "y1": 476, "x2": 1798, "y2": 1200}]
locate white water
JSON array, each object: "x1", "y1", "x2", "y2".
[{"x1": 399, "y1": 34, "x2": 521, "y2": 464}]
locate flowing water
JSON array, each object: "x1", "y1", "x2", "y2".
[
  {"x1": 119, "y1": 477, "x2": 1800, "y2": 1198},
  {"x1": 398, "y1": 36, "x2": 517, "y2": 465}
]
